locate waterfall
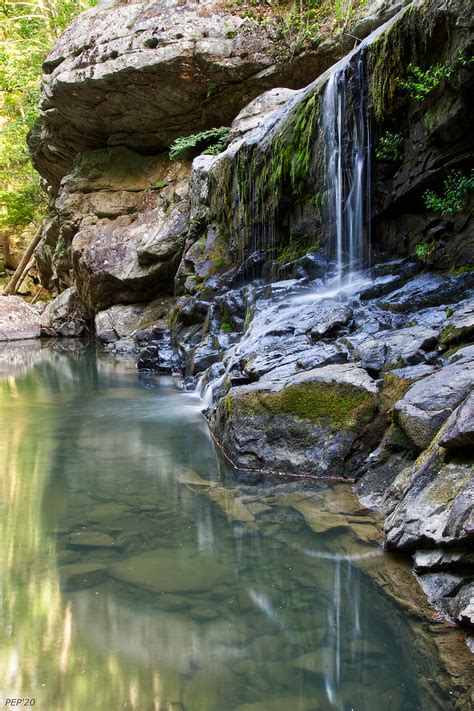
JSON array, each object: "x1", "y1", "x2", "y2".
[{"x1": 323, "y1": 54, "x2": 371, "y2": 281}]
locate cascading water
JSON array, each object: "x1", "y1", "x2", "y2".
[{"x1": 322, "y1": 54, "x2": 371, "y2": 281}]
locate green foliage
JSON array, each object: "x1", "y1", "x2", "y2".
[
  {"x1": 223, "y1": 21, "x2": 238, "y2": 39},
  {"x1": 275, "y1": 235, "x2": 319, "y2": 265},
  {"x1": 0, "y1": 0, "x2": 99, "y2": 233},
  {"x1": 414, "y1": 242, "x2": 433, "y2": 262},
  {"x1": 169, "y1": 127, "x2": 230, "y2": 160},
  {"x1": 375, "y1": 131, "x2": 403, "y2": 162},
  {"x1": 423, "y1": 170, "x2": 474, "y2": 215},
  {"x1": 399, "y1": 62, "x2": 453, "y2": 100},
  {"x1": 228, "y1": 0, "x2": 368, "y2": 59}
]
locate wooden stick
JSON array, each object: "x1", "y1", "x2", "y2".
[
  {"x1": 2, "y1": 225, "x2": 43, "y2": 296},
  {"x1": 15, "y1": 258, "x2": 35, "y2": 293},
  {"x1": 31, "y1": 285, "x2": 45, "y2": 304}
]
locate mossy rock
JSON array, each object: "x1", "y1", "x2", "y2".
[{"x1": 235, "y1": 380, "x2": 376, "y2": 432}]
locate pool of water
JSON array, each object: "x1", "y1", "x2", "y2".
[{"x1": 0, "y1": 342, "x2": 457, "y2": 710}]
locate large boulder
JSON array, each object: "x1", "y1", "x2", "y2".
[
  {"x1": 213, "y1": 363, "x2": 379, "y2": 476},
  {"x1": 29, "y1": 0, "x2": 403, "y2": 190},
  {"x1": 0, "y1": 296, "x2": 41, "y2": 341},
  {"x1": 41, "y1": 147, "x2": 191, "y2": 314}
]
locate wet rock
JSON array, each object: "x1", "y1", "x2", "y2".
[
  {"x1": 384, "y1": 420, "x2": 474, "y2": 551},
  {"x1": 416, "y1": 572, "x2": 465, "y2": 609},
  {"x1": 95, "y1": 303, "x2": 148, "y2": 343},
  {"x1": 439, "y1": 303, "x2": 474, "y2": 349},
  {"x1": 60, "y1": 562, "x2": 107, "y2": 591},
  {"x1": 136, "y1": 328, "x2": 176, "y2": 373},
  {"x1": 379, "y1": 272, "x2": 473, "y2": 313},
  {"x1": 359, "y1": 260, "x2": 419, "y2": 300},
  {"x1": 346, "y1": 325, "x2": 438, "y2": 373},
  {"x1": 191, "y1": 335, "x2": 224, "y2": 374},
  {"x1": 309, "y1": 301, "x2": 353, "y2": 339},
  {"x1": 40, "y1": 287, "x2": 89, "y2": 337},
  {"x1": 413, "y1": 548, "x2": 474, "y2": 574},
  {"x1": 394, "y1": 357, "x2": 474, "y2": 450},
  {"x1": 108, "y1": 549, "x2": 231, "y2": 593},
  {"x1": 438, "y1": 393, "x2": 474, "y2": 450},
  {"x1": 68, "y1": 531, "x2": 116, "y2": 548},
  {"x1": 448, "y1": 583, "x2": 474, "y2": 627},
  {"x1": 213, "y1": 364, "x2": 378, "y2": 476},
  {"x1": 0, "y1": 296, "x2": 41, "y2": 340}
]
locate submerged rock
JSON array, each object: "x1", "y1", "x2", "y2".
[
  {"x1": 59, "y1": 562, "x2": 108, "y2": 591},
  {"x1": 108, "y1": 548, "x2": 231, "y2": 593}
]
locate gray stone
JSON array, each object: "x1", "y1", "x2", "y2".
[
  {"x1": 95, "y1": 303, "x2": 148, "y2": 343},
  {"x1": 394, "y1": 358, "x2": 474, "y2": 450},
  {"x1": 40, "y1": 287, "x2": 88, "y2": 337},
  {"x1": 440, "y1": 303, "x2": 474, "y2": 349},
  {"x1": 347, "y1": 325, "x2": 438, "y2": 373},
  {"x1": 417, "y1": 572, "x2": 465, "y2": 607},
  {"x1": 439, "y1": 393, "x2": 474, "y2": 450},
  {"x1": 213, "y1": 364, "x2": 378, "y2": 476},
  {"x1": 384, "y1": 438, "x2": 474, "y2": 551},
  {"x1": 0, "y1": 296, "x2": 41, "y2": 341},
  {"x1": 229, "y1": 88, "x2": 297, "y2": 143},
  {"x1": 379, "y1": 272, "x2": 473, "y2": 313},
  {"x1": 448, "y1": 583, "x2": 474, "y2": 627},
  {"x1": 413, "y1": 548, "x2": 474, "y2": 573}
]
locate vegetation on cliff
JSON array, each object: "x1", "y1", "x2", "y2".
[{"x1": 0, "y1": 0, "x2": 97, "y2": 241}]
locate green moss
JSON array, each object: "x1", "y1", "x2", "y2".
[
  {"x1": 235, "y1": 381, "x2": 376, "y2": 430},
  {"x1": 381, "y1": 373, "x2": 411, "y2": 412},
  {"x1": 224, "y1": 394, "x2": 234, "y2": 417}
]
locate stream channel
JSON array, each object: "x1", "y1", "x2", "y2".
[{"x1": 0, "y1": 341, "x2": 462, "y2": 710}]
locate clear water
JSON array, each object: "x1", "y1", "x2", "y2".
[{"x1": 0, "y1": 343, "x2": 453, "y2": 710}]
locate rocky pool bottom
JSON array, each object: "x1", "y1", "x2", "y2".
[{"x1": 0, "y1": 341, "x2": 472, "y2": 711}]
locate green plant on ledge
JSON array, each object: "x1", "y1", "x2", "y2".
[
  {"x1": 414, "y1": 242, "x2": 434, "y2": 262},
  {"x1": 169, "y1": 127, "x2": 230, "y2": 160},
  {"x1": 423, "y1": 169, "x2": 474, "y2": 215},
  {"x1": 375, "y1": 131, "x2": 404, "y2": 162},
  {"x1": 399, "y1": 63, "x2": 453, "y2": 100}
]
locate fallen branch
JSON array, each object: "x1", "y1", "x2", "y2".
[{"x1": 2, "y1": 225, "x2": 43, "y2": 296}]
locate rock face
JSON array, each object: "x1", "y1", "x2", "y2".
[
  {"x1": 0, "y1": 296, "x2": 41, "y2": 340},
  {"x1": 30, "y1": 0, "x2": 403, "y2": 190},
  {"x1": 38, "y1": 148, "x2": 190, "y2": 314}
]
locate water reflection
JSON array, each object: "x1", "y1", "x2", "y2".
[{"x1": 0, "y1": 344, "x2": 451, "y2": 710}]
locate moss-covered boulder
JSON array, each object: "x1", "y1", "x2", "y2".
[{"x1": 212, "y1": 364, "x2": 379, "y2": 476}]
